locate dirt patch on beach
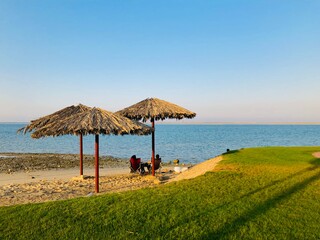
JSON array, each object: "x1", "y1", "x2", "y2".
[
  {"x1": 0, "y1": 153, "x2": 223, "y2": 206},
  {"x1": 0, "y1": 170, "x2": 181, "y2": 206},
  {"x1": 312, "y1": 152, "x2": 320, "y2": 158},
  {"x1": 0, "y1": 174, "x2": 170, "y2": 206}
]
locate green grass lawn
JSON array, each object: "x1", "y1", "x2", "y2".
[{"x1": 1, "y1": 147, "x2": 320, "y2": 239}]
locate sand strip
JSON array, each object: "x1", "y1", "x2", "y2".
[
  {"x1": 312, "y1": 152, "x2": 320, "y2": 158},
  {"x1": 0, "y1": 167, "x2": 128, "y2": 186},
  {"x1": 169, "y1": 156, "x2": 223, "y2": 182}
]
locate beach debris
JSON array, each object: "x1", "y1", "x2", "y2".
[
  {"x1": 181, "y1": 167, "x2": 188, "y2": 172},
  {"x1": 173, "y1": 166, "x2": 188, "y2": 173},
  {"x1": 71, "y1": 175, "x2": 92, "y2": 181},
  {"x1": 0, "y1": 155, "x2": 16, "y2": 159},
  {"x1": 86, "y1": 192, "x2": 93, "y2": 197}
]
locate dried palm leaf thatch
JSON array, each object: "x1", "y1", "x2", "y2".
[
  {"x1": 116, "y1": 98, "x2": 196, "y2": 122},
  {"x1": 31, "y1": 107, "x2": 152, "y2": 139},
  {"x1": 18, "y1": 104, "x2": 91, "y2": 134}
]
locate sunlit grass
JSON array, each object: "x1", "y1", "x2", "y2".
[{"x1": 1, "y1": 147, "x2": 320, "y2": 239}]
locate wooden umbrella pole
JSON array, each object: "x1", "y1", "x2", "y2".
[
  {"x1": 95, "y1": 134, "x2": 99, "y2": 193},
  {"x1": 152, "y1": 118, "x2": 155, "y2": 176},
  {"x1": 80, "y1": 134, "x2": 83, "y2": 176}
]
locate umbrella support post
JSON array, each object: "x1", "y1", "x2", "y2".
[
  {"x1": 95, "y1": 134, "x2": 99, "y2": 193},
  {"x1": 80, "y1": 134, "x2": 83, "y2": 176},
  {"x1": 152, "y1": 118, "x2": 155, "y2": 176}
]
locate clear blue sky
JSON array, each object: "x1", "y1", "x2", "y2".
[{"x1": 1, "y1": 0, "x2": 319, "y2": 122}]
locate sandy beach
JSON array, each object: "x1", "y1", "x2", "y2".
[
  {"x1": 0, "y1": 167, "x2": 129, "y2": 185},
  {"x1": 0, "y1": 153, "x2": 222, "y2": 207}
]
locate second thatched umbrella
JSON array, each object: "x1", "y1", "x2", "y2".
[
  {"x1": 18, "y1": 104, "x2": 91, "y2": 176},
  {"x1": 116, "y1": 97, "x2": 196, "y2": 175},
  {"x1": 31, "y1": 107, "x2": 152, "y2": 193}
]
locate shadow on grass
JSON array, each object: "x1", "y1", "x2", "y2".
[
  {"x1": 222, "y1": 150, "x2": 239, "y2": 155},
  {"x1": 310, "y1": 158, "x2": 320, "y2": 166},
  {"x1": 208, "y1": 159, "x2": 320, "y2": 214},
  {"x1": 239, "y1": 164, "x2": 319, "y2": 200},
  {"x1": 217, "y1": 156, "x2": 320, "y2": 204},
  {"x1": 165, "y1": 156, "x2": 320, "y2": 237},
  {"x1": 204, "y1": 169, "x2": 320, "y2": 239}
]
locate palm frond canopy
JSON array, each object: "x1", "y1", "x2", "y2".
[
  {"x1": 31, "y1": 107, "x2": 152, "y2": 138},
  {"x1": 18, "y1": 104, "x2": 91, "y2": 134},
  {"x1": 116, "y1": 98, "x2": 196, "y2": 122}
]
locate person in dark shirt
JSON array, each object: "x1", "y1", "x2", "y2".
[{"x1": 154, "y1": 154, "x2": 162, "y2": 171}]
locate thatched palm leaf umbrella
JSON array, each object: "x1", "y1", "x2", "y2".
[
  {"x1": 116, "y1": 97, "x2": 196, "y2": 175},
  {"x1": 18, "y1": 104, "x2": 91, "y2": 133},
  {"x1": 32, "y1": 107, "x2": 152, "y2": 193},
  {"x1": 31, "y1": 107, "x2": 152, "y2": 137},
  {"x1": 18, "y1": 104, "x2": 91, "y2": 175}
]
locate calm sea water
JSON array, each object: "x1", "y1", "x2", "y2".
[{"x1": 0, "y1": 123, "x2": 319, "y2": 164}]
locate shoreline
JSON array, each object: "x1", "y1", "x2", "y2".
[{"x1": 0, "y1": 152, "x2": 128, "y2": 174}]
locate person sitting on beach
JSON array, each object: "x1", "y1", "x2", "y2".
[
  {"x1": 130, "y1": 155, "x2": 151, "y2": 174},
  {"x1": 152, "y1": 154, "x2": 162, "y2": 171},
  {"x1": 155, "y1": 154, "x2": 161, "y2": 162},
  {"x1": 130, "y1": 155, "x2": 140, "y2": 172}
]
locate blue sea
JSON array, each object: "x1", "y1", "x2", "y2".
[{"x1": 0, "y1": 123, "x2": 319, "y2": 164}]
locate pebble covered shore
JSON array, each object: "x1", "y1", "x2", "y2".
[{"x1": 0, "y1": 153, "x2": 128, "y2": 174}]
